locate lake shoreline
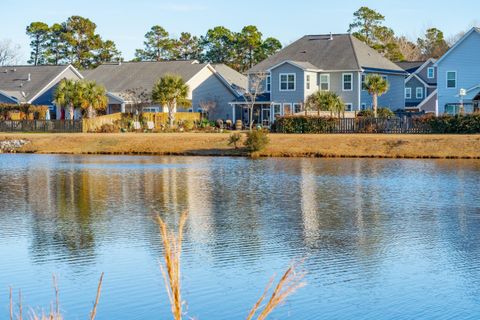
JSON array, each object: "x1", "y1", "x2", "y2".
[{"x1": 2, "y1": 132, "x2": 480, "y2": 159}]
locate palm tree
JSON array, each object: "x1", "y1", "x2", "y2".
[
  {"x1": 54, "y1": 79, "x2": 80, "y2": 120},
  {"x1": 79, "y1": 80, "x2": 108, "y2": 118},
  {"x1": 364, "y1": 74, "x2": 389, "y2": 118},
  {"x1": 306, "y1": 91, "x2": 345, "y2": 117},
  {"x1": 152, "y1": 74, "x2": 191, "y2": 127}
]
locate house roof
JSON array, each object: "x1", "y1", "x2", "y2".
[
  {"x1": 211, "y1": 64, "x2": 247, "y2": 92},
  {"x1": 396, "y1": 61, "x2": 427, "y2": 73},
  {"x1": 0, "y1": 65, "x2": 81, "y2": 103},
  {"x1": 248, "y1": 33, "x2": 405, "y2": 74}
]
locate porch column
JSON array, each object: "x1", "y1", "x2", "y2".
[
  {"x1": 231, "y1": 104, "x2": 236, "y2": 122},
  {"x1": 121, "y1": 103, "x2": 126, "y2": 113},
  {"x1": 270, "y1": 103, "x2": 274, "y2": 124}
]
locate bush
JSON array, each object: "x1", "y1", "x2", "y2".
[
  {"x1": 417, "y1": 114, "x2": 480, "y2": 133},
  {"x1": 271, "y1": 115, "x2": 336, "y2": 133},
  {"x1": 98, "y1": 123, "x2": 118, "y2": 133},
  {"x1": 358, "y1": 107, "x2": 394, "y2": 118},
  {"x1": 244, "y1": 129, "x2": 269, "y2": 152},
  {"x1": 227, "y1": 133, "x2": 242, "y2": 149}
]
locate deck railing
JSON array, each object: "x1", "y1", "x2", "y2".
[{"x1": 0, "y1": 120, "x2": 83, "y2": 133}]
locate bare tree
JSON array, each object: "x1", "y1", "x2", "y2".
[
  {"x1": 123, "y1": 87, "x2": 151, "y2": 113},
  {"x1": 0, "y1": 39, "x2": 21, "y2": 66},
  {"x1": 241, "y1": 71, "x2": 268, "y2": 130},
  {"x1": 395, "y1": 36, "x2": 422, "y2": 61},
  {"x1": 199, "y1": 99, "x2": 217, "y2": 119}
]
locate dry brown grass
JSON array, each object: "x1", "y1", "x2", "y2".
[
  {"x1": 3, "y1": 132, "x2": 480, "y2": 159},
  {"x1": 9, "y1": 273, "x2": 104, "y2": 320}
]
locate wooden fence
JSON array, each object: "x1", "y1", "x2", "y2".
[
  {"x1": 142, "y1": 112, "x2": 201, "y2": 129},
  {"x1": 0, "y1": 120, "x2": 82, "y2": 133},
  {"x1": 82, "y1": 113, "x2": 123, "y2": 133}
]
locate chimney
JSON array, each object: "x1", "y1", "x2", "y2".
[
  {"x1": 27, "y1": 73, "x2": 31, "y2": 81},
  {"x1": 329, "y1": 32, "x2": 333, "y2": 40}
]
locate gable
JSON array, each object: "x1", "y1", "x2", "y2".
[{"x1": 436, "y1": 28, "x2": 480, "y2": 66}]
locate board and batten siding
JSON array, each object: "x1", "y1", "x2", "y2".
[
  {"x1": 437, "y1": 30, "x2": 480, "y2": 114},
  {"x1": 360, "y1": 73, "x2": 405, "y2": 110}
]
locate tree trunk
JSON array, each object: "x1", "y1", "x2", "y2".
[
  {"x1": 249, "y1": 105, "x2": 254, "y2": 131},
  {"x1": 87, "y1": 106, "x2": 94, "y2": 119},
  {"x1": 168, "y1": 103, "x2": 175, "y2": 127},
  {"x1": 69, "y1": 104, "x2": 75, "y2": 120},
  {"x1": 373, "y1": 94, "x2": 378, "y2": 118}
]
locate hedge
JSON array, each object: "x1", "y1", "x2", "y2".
[
  {"x1": 417, "y1": 114, "x2": 480, "y2": 134},
  {"x1": 271, "y1": 115, "x2": 337, "y2": 133}
]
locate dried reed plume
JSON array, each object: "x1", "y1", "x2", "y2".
[
  {"x1": 246, "y1": 262, "x2": 306, "y2": 320},
  {"x1": 156, "y1": 212, "x2": 188, "y2": 320},
  {"x1": 9, "y1": 273, "x2": 104, "y2": 320}
]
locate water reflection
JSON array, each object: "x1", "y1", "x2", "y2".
[{"x1": 1, "y1": 155, "x2": 480, "y2": 319}]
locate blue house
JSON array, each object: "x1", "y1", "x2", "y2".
[
  {"x1": 231, "y1": 33, "x2": 407, "y2": 126},
  {"x1": 397, "y1": 59, "x2": 437, "y2": 114},
  {"x1": 435, "y1": 27, "x2": 480, "y2": 115}
]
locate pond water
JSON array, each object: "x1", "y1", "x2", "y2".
[{"x1": 1, "y1": 154, "x2": 480, "y2": 320}]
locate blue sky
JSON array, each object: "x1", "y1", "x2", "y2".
[{"x1": 2, "y1": 0, "x2": 479, "y2": 63}]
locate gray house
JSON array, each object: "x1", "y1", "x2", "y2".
[
  {"x1": 83, "y1": 60, "x2": 246, "y2": 120},
  {"x1": 397, "y1": 59, "x2": 437, "y2": 113},
  {"x1": 0, "y1": 65, "x2": 83, "y2": 119},
  {"x1": 232, "y1": 33, "x2": 406, "y2": 126},
  {"x1": 435, "y1": 27, "x2": 480, "y2": 115}
]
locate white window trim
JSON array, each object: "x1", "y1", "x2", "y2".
[
  {"x1": 361, "y1": 74, "x2": 366, "y2": 91},
  {"x1": 345, "y1": 103, "x2": 353, "y2": 111},
  {"x1": 279, "y1": 73, "x2": 296, "y2": 92},
  {"x1": 405, "y1": 88, "x2": 412, "y2": 99},
  {"x1": 273, "y1": 103, "x2": 282, "y2": 116},
  {"x1": 320, "y1": 74, "x2": 330, "y2": 91},
  {"x1": 342, "y1": 73, "x2": 353, "y2": 91},
  {"x1": 266, "y1": 75, "x2": 271, "y2": 93},
  {"x1": 427, "y1": 67, "x2": 435, "y2": 79},
  {"x1": 416, "y1": 87, "x2": 423, "y2": 99},
  {"x1": 306, "y1": 75, "x2": 310, "y2": 90},
  {"x1": 446, "y1": 71, "x2": 457, "y2": 89},
  {"x1": 293, "y1": 103, "x2": 302, "y2": 114},
  {"x1": 282, "y1": 103, "x2": 293, "y2": 115}
]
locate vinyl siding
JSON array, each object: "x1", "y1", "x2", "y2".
[
  {"x1": 0, "y1": 92, "x2": 16, "y2": 103},
  {"x1": 31, "y1": 67, "x2": 83, "y2": 105},
  {"x1": 437, "y1": 30, "x2": 480, "y2": 113},
  {"x1": 405, "y1": 77, "x2": 426, "y2": 106},
  {"x1": 361, "y1": 73, "x2": 405, "y2": 110},
  {"x1": 270, "y1": 63, "x2": 305, "y2": 104},
  {"x1": 417, "y1": 61, "x2": 437, "y2": 84}
]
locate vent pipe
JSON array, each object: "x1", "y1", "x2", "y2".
[
  {"x1": 27, "y1": 73, "x2": 31, "y2": 81},
  {"x1": 329, "y1": 32, "x2": 333, "y2": 40}
]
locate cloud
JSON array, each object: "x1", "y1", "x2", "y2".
[{"x1": 157, "y1": 3, "x2": 206, "y2": 12}]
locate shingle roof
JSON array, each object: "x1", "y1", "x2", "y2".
[
  {"x1": 0, "y1": 65, "x2": 72, "y2": 103},
  {"x1": 83, "y1": 61, "x2": 208, "y2": 95},
  {"x1": 211, "y1": 64, "x2": 247, "y2": 91},
  {"x1": 395, "y1": 61, "x2": 427, "y2": 73},
  {"x1": 248, "y1": 34, "x2": 405, "y2": 73}
]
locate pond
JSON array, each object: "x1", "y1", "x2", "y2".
[{"x1": 1, "y1": 155, "x2": 480, "y2": 319}]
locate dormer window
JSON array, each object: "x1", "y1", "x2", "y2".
[
  {"x1": 427, "y1": 67, "x2": 435, "y2": 79},
  {"x1": 280, "y1": 73, "x2": 295, "y2": 91}
]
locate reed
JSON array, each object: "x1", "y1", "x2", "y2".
[{"x1": 156, "y1": 212, "x2": 188, "y2": 320}]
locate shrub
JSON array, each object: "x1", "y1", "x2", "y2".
[
  {"x1": 244, "y1": 129, "x2": 269, "y2": 152},
  {"x1": 416, "y1": 114, "x2": 480, "y2": 133},
  {"x1": 227, "y1": 133, "x2": 242, "y2": 149},
  {"x1": 377, "y1": 107, "x2": 394, "y2": 118},
  {"x1": 98, "y1": 123, "x2": 118, "y2": 133},
  {"x1": 271, "y1": 115, "x2": 337, "y2": 133}
]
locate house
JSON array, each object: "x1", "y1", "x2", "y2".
[
  {"x1": 435, "y1": 27, "x2": 480, "y2": 115},
  {"x1": 396, "y1": 59, "x2": 437, "y2": 114},
  {"x1": 232, "y1": 33, "x2": 406, "y2": 126},
  {"x1": 83, "y1": 60, "x2": 246, "y2": 120},
  {"x1": 0, "y1": 65, "x2": 83, "y2": 119}
]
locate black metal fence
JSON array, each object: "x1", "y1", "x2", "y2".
[
  {"x1": 0, "y1": 120, "x2": 83, "y2": 133},
  {"x1": 331, "y1": 117, "x2": 430, "y2": 134}
]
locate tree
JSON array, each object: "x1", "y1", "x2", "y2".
[
  {"x1": 395, "y1": 36, "x2": 422, "y2": 61},
  {"x1": 348, "y1": 7, "x2": 403, "y2": 61},
  {"x1": 256, "y1": 37, "x2": 282, "y2": 63},
  {"x1": 95, "y1": 40, "x2": 122, "y2": 65},
  {"x1": 26, "y1": 22, "x2": 50, "y2": 65},
  {"x1": 241, "y1": 72, "x2": 268, "y2": 130},
  {"x1": 417, "y1": 28, "x2": 449, "y2": 59},
  {"x1": 201, "y1": 26, "x2": 235, "y2": 66},
  {"x1": 151, "y1": 74, "x2": 191, "y2": 127},
  {"x1": 306, "y1": 91, "x2": 345, "y2": 116},
  {"x1": 173, "y1": 32, "x2": 202, "y2": 60},
  {"x1": 364, "y1": 74, "x2": 389, "y2": 118},
  {"x1": 62, "y1": 16, "x2": 103, "y2": 69},
  {"x1": 79, "y1": 80, "x2": 108, "y2": 118},
  {"x1": 135, "y1": 25, "x2": 174, "y2": 61},
  {"x1": 236, "y1": 25, "x2": 263, "y2": 71},
  {"x1": 54, "y1": 79, "x2": 81, "y2": 120},
  {"x1": 0, "y1": 39, "x2": 20, "y2": 66},
  {"x1": 45, "y1": 23, "x2": 67, "y2": 65}
]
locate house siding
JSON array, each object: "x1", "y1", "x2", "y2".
[
  {"x1": 437, "y1": 30, "x2": 480, "y2": 114},
  {"x1": 417, "y1": 61, "x2": 437, "y2": 84},
  {"x1": 270, "y1": 63, "x2": 305, "y2": 104},
  {"x1": 361, "y1": 73, "x2": 405, "y2": 110},
  {"x1": 404, "y1": 76, "x2": 426, "y2": 106}
]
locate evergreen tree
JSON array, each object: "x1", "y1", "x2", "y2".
[
  {"x1": 134, "y1": 25, "x2": 174, "y2": 61},
  {"x1": 26, "y1": 22, "x2": 50, "y2": 65},
  {"x1": 417, "y1": 28, "x2": 450, "y2": 59}
]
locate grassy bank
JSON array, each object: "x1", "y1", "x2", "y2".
[{"x1": 2, "y1": 132, "x2": 480, "y2": 159}]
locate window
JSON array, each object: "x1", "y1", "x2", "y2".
[
  {"x1": 293, "y1": 103, "x2": 302, "y2": 113},
  {"x1": 361, "y1": 103, "x2": 367, "y2": 110},
  {"x1": 273, "y1": 103, "x2": 282, "y2": 117},
  {"x1": 416, "y1": 87, "x2": 423, "y2": 99},
  {"x1": 280, "y1": 73, "x2": 295, "y2": 91},
  {"x1": 320, "y1": 74, "x2": 330, "y2": 91},
  {"x1": 345, "y1": 103, "x2": 353, "y2": 111},
  {"x1": 266, "y1": 75, "x2": 271, "y2": 92},
  {"x1": 447, "y1": 71, "x2": 457, "y2": 88},
  {"x1": 427, "y1": 67, "x2": 435, "y2": 79},
  {"x1": 361, "y1": 74, "x2": 367, "y2": 91},
  {"x1": 283, "y1": 103, "x2": 292, "y2": 115},
  {"x1": 306, "y1": 75, "x2": 311, "y2": 90},
  {"x1": 343, "y1": 73, "x2": 353, "y2": 91},
  {"x1": 405, "y1": 88, "x2": 412, "y2": 99},
  {"x1": 382, "y1": 75, "x2": 388, "y2": 81}
]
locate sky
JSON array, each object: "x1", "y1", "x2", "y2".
[{"x1": 2, "y1": 0, "x2": 480, "y2": 63}]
